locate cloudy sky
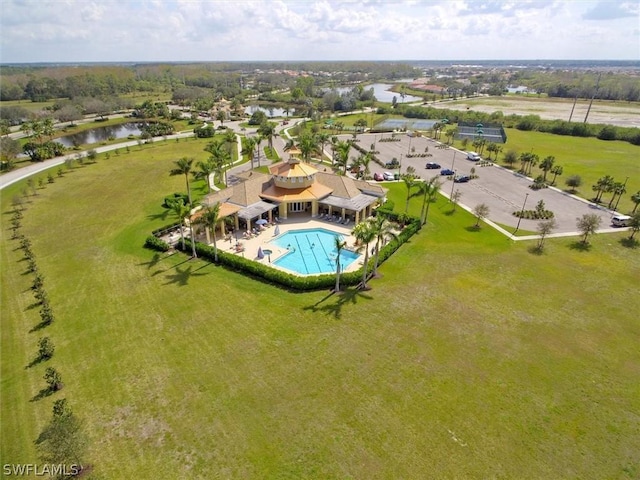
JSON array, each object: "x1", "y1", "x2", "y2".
[{"x1": 1, "y1": 0, "x2": 638, "y2": 63}]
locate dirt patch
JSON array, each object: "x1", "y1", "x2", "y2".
[{"x1": 427, "y1": 97, "x2": 640, "y2": 128}]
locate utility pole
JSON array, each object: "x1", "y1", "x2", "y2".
[{"x1": 583, "y1": 73, "x2": 601, "y2": 124}]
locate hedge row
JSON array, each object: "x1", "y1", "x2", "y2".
[
  {"x1": 144, "y1": 235, "x2": 170, "y2": 252},
  {"x1": 159, "y1": 213, "x2": 422, "y2": 291}
]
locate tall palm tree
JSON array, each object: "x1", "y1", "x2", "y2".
[
  {"x1": 170, "y1": 157, "x2": 195, "y2": 207},
  {"x1": 167, "y1": 198, "x2": 189, "y2": 251},
  {"x1": 415, "y1": 176, "x2": 442, "y2": 225},
  {"x1": 358, "y1": 152, "x2": 372, "y2": 180},
  {"x1": 298, "y1": 132, "x2": 320, "y2": 162},
  {"x1": 539, "y1": 155, "x2": 555, "y2": 182},
  {"x1": 257, "y1": 121, "x2": 277, "y2": 151},
  {"x1": 316, "y1": 132, "x2": 331, "y2": 163},
  {"x1": 370, "y1": 215, "x2": 396, "y2": 277},
  {"x1": 550, "y1": 164, "x2": 563, "y2": 185},
  {"x1": 195, "y1": 158, "x2": 216, "y2": 193},
  {"x1": 241, "y1": 136, "x2": 257, "y2": 169},
  {"x1": 196, "y1": 202, "x2": 221, "y2": 261},
  {"x1": 205, "y1": 140, "x2": 231, "y2": 185},
  {"x1": 352, "y1": 220, "x2": 377, "y2": 290},
  {"x1": 334, "y1": 140, "x2": 351, "y2": 175},
  {"x1": 402, "y1": 174, "x2": 419, "y2": 213},
  {"x1": 333, "y1": 236, "x2": 347, "y2": 293},
  {"x1": 223, "y1": 130, "x2": 237, "y2": 160},
  {"x1": 608, "y1": 181, "x2": 626, "y2": 209}
]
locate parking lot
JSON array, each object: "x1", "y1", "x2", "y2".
[{"x1": 350, "y1": 132, "x2": 618, "y2": 236}]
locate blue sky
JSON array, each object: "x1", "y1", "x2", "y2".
[{"x1": 1, "y1": 0, "x2": 638, "y2": 63}]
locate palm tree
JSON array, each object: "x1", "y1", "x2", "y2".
[
  {"x1": 257, "y1": 121, "x2": 276, "y2": 151},
  {"x1": 195, "y1": 158, "x2": 216, "y2": 193},
  {"x1": 631, "y1": 191, "x2": 640, "y2": 213},
  {"x1": 223, "y1": 130, "x2": 237, "y2": 159},
  {"x1": 527, "y1": 153, "x2": 539, "y2": 175},
  {"x1": 241, "y1": 136, "x2": 257, "y2": 169},
  {"x1": 370, "y1": 215, "x2": 396, "y2": 277},
  {"x1": 358, "y1": 152, "x2": 372, "y2": 180},
  {"x1": 539, "y1": 155, "x2": 555, "y2": 182},
  {"x1": 415, "y1": 176, "x2": 442, "y2": 225},
  {"x1": 550, "y1": 164, "x2": 563, "y2": 185},
  {"x1": 298, "y1": 132, "x2": 320, "y2": 162},
  {"x1": 169, "y1": 157, "x2": 195, "y2": 206},
  {"x1": 316, "y1": 132, "x2": 331, "y2": 162},
  {"x1": 402, "y1": 174, "x2": 419, "y2": 213},
  {"x1": 333, "y1": 236, "x2": 347, "y2": 293},
  {"x1": 352, "y1": 220, "x2": 377, "y2": 290},
  {"x1": 196, "y1": 202, "x2": 221, "y2": 261},
  {"x1": 608, "y1": 181, "x2": 626, "y2": 209},
  {"x1": 205, "y1": 140, "x2": 231, "y2": 185},
  {"x1": 334, "y1": 140, "x2": 352, "y2": 175},
  {"x1": 167, "y1": 198, "x2": 190, "y2": 252},
  {"x1": 592, "y1": 175, "x2": 614, "y2": 203},
  {"x1": 628, "y1": 212, "x2": 640, "y2": 240}
]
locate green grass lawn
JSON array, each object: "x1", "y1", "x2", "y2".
[{"x1": 2, "y1": 143, "x2": 639, "y2": 479}]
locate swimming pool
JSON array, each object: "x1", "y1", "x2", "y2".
[{"x1": 272, "y1": 228, "x2": 360, "y2": 275}]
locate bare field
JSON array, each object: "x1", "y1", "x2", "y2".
[{"x1": 428, "y1": 96, "x2": 640, "y2": 128}]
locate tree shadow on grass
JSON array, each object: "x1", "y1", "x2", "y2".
[
  {"x1": 29, "y1": 319, "x2": 52, "y2": 333},
  {"x1": 138, "y1": 252, "x2": 176, "y2": 270},
  {"x1": 569, "y1": 241, "x2": 592, "y2": 252},
  {"x1": 619, "y1": 237, "x2": 638, "y2": 249},
  {"x1": 465, "y1": 225, "x2": 482, "y2": 233},
  {"x1": 527, "y1": 244, "x2": 545, "y2": 256},
  {"x1": 25, "y1": 354, "x2": 49, "y2": 369},
  {"x1": 163, "y1": 261, "x2": 211, "y2": 287},
  {"x1": 443, "y1": 208, "x2": 457, "y2": 216},
  {"x1": 30, "y1": 387, "x2": 55, "y2": 402},
  {"x1": 303, "y1": 286, "x2": 373, "y2": 320},
  {"x1": 147, "y1": 210, "x2": 170, "y2": 222}
]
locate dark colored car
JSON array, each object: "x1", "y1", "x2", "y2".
[
  {"x1": 425, "y1": 162, "x2": 441, "y2": 169},
  {"x1": 440, "y1": 168, "x2": 455, "y2": 176},
  {"x1": 385, "y1": 160, "x2": 400, "y2": 169},
  {"x1": 454, "y1": 174, "x2": 470, "y2": 183}
]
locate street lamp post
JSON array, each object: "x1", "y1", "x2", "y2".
[
  {"x1": 514, "y1": 193, "x2": 529, "y2": 234},
  {"x1": 449, "y1": 150, "x2": 457, "y2": 200}
]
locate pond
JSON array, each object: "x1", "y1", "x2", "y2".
[
  {"x1": 244, "y1": 105, "x2": 289, "y2": 118},
  {"x1": 335, "y1": 83, "x2": 423, "y2": 103},
  {"x1": 55, "y1": 122, "x2": 143, "y2": 147}
]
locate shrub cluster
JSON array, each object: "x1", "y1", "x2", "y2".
[{"x1": 144, "y1": 235, "x2": 170, "y2": 252}]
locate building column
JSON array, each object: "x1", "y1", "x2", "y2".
[
  {"x1": 311, "y1": 201, "x2": 318, "y2": 217},
  {"x1": 279, "y1": 203, "x2": 288, "y2": 220}
]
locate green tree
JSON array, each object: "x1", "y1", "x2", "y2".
[
  {"x1": 631, "y1": 191, "x2": 640, "y2": 213},
  {"x1": 628, "y1": 212, "x2": 640, "y2": 240},
  {"x1": 503, "y1": 149, "x2": 518, "y2": 168},
  {"x1": 334, "y1": 140, "x2": 352, "y2": 175},
  {"x1": 241, "y1": 136, "x2": 258, "y2": 170},
  {"x1": 352, "y1": 220, "x2": 376, "y2": 290},
  {"x1": 592, "y1": 175, "x2": 614, "y2": 203},
  {"x1": 298, "y1": 132, "x2": 320, "y2": 162},
  {"x1": 169, "y1": 157, "x2": 195, "y2": 207},
  {"x1": 44, "y1": 367, "x2": 63, "y2": 392},
  {"x1": 576, "y1": 213, "x2": 602, "y2": 244},
  {"x1": 257, "y1": 121, "x2": 277, "y2": 151},
  {"x1": 415, "y1": 176, "x2": 441, "y2": 225},
  {"x1": 35, "y1": 399, "x2": 87, "y2": 468},
  {"x1": 38, "y1": 337, "x2": 55, "y2": 361},
  {"x1": 205, "y1": 140, "x2": 231, "y2": 185},
  {"x1": 167, "y1": 198, "x2": 190, "y2": 253},
  {"x1": 370, "y1": 215, "x2": 396, "y2": 277},
  {"x1": 333, "y1": 236, "x2": 347, "y2": 293},
  {"x1": 216, "y1": 110, "x2": 226, "y2": 125},
  {"x1": 473, "y1": 203, "x2": 490, "y2": 227},
  {"x1": 550, "y1": 164, "x2": 563, "y2": 185},
  {"x1": 536, "y1": 218, "x2": 557, "y2": 251},
  {"x1": 608, "y1": 181, "x2": 626, "y2": 209},
  {"x1": 539, "y1": 155, "x2": 555, "y2": 182},
  {"x1": 194, "y1": 158, "x2": 216, "y2": 193},
  {"x1": 402, "y1": 174, "x2": 419, "y2": 213},
  {"x1": 196, "y1": 202, "x2": 221, "y2": 261},
  {"x1": 565, "y1": 174, "x2": 582, "y2": 193}
]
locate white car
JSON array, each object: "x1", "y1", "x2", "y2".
[
  {"x1": 467, "y1": 151, "x2": 481, "y2": 161},
  {"x1": 383, "y1": 171, "x2": 395, "y2": 181}
]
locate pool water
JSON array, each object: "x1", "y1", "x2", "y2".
[{"x1": 272, "y1": 228, "x2": 360, "y2": 275}]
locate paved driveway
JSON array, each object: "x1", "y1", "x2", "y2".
[{"x1": 352, "y1": 132, "x2": 618, "y2": 235}]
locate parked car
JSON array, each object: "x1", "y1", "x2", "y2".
[
  {"x1": 385, "y1": 159, "x2": 400, "y2": 169},
  {"x1": 373, "y1": 172, "x2": 384, "y2": 181},
  {"x1": 425, "y1": 162, "x2": 441, "y2": 169},
  {"x1": 454, "y1": 174, "x2": 470, "y2": 183},
  {"x1": 440, "y1": 168, "x2": 455, "y2": 176},
  {"x1": 467, "y1": 151, "x2": 481, "y2": 161},
  {"x1": 611, "y1": 215, "x2": 631, "y2": 227},
  {"x1": 383, "y1": 171, "x2": 395, "y2": 181}
]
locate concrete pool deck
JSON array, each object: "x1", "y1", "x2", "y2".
[{"x1": 211, "y1": 216, "x2": 364, "y2": 275}]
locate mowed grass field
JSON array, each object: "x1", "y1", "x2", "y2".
[{"x1": 2, "y1": 139, "x2": 640, "y2": 479}]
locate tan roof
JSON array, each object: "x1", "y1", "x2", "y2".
[
  {"x1": 269, "y1": 160, "x2": 318, "y2": 177},
  {"x1": 315, "y1": 172, "x2": 362, "y2": 199},
  {"x1": 261, "y1": 182, "x2": 332, "y2": 203},
  {"x1": 189, "y1": 202, "x2": 241, "y2": 222}
]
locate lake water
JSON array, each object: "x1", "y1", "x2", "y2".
[
  {"x1": 335, "y1": 83, "x2": 422, "y2": 103},
  {"x1": 55, "y1": 123, "x2": 143, "y2": 147},
  {"x1": 244, "y1": 105, "x2": 289, "y2": 118}
]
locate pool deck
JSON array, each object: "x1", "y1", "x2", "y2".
[{"x1": 212, "y1": 216, "x2": 363, "y2": 275}]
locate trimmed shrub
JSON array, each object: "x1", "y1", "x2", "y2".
[{"x1": 144, "y1": 235, "x2": 170, "y2": 252}]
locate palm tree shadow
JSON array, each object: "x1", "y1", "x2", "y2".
[
  {"x1": 303, "y1": 287, "x2": 373, "y2": 319},
  {"x1": 163, "y1": 261, "x2": 210, "y2": 286},
  {"x1": 30, "y1": 387, "x2": 54, "y2": 402},
  {"x1": 138, "y1": 252, "x2": 173, "y2": 270},
  {"x1": 465, "y1": 225, "x2": 482, "y2": 232},
  {"x1": 147, "y1": 209, "x2": 170, "y2": 222}
]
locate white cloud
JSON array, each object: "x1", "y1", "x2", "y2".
[{"x1": 0, "y1": 0, "x2": 637, "y2": 62}]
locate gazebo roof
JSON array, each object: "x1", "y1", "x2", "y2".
[{"x1": 269, "y1": 159, "x2": 318, "y2": 178}]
